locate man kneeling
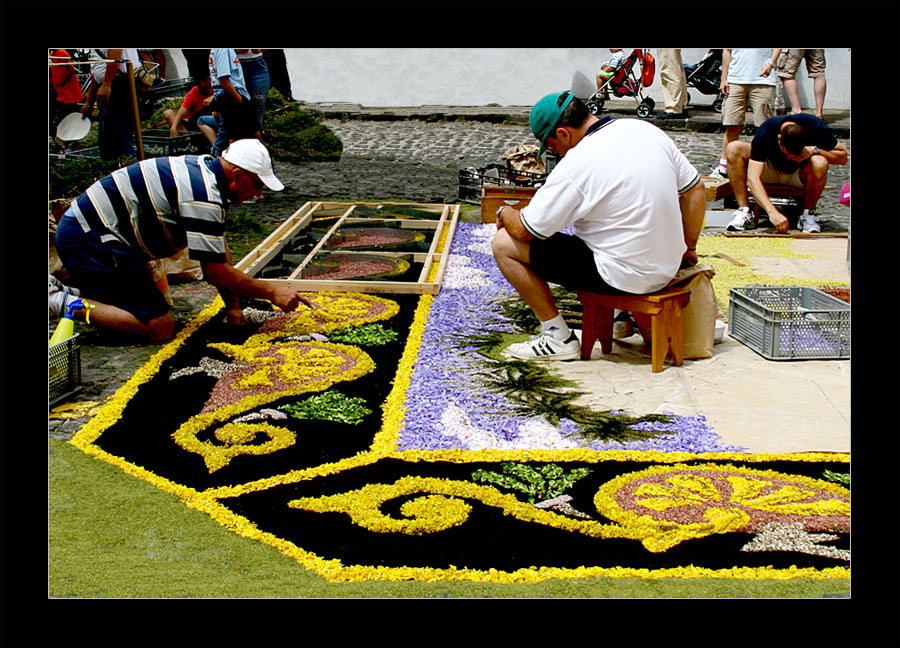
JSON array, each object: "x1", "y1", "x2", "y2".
[
  {"x1": 492, "y1": 92, "x2": 705, "y2": 361},
  {"x1": 725, "y1": 113, "x2": 848, "y2": 233}
]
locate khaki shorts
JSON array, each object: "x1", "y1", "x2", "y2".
[
  {"x1": 776, "y1": 49, "x2": 827, "y2": 79},
  {"x1": 760, "y1": 160, "x2": 805, "y2": 189},
  {"x1": 722, "y1": 84, "x2": 776, "y2": 127}
]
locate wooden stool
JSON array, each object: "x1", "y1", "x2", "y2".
[
  {"x1": 577, "y1": 287, "x2": 692, "y2": 373},
  {"x1": 751, "y1": 184, "x2": 804, "y2": 222}
]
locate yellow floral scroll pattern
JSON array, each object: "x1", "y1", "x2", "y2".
[
  {"x1": 171, "y1": 292, "x2": 399, "y2": 473},
  {"x1": 289, "y1": 466, "x2": 849, "y2": 556},
  {"x1": 173, "y1": 342, "x2": 375, "y2": 472},
  {"x1": 288, "y1": 476, "x2": 627, "y2": 539}
]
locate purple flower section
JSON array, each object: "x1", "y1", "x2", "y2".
[{"x1": 396, "y1": 223, "x2": 746, "y2": 454}]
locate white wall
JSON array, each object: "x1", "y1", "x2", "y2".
[{"x1": 167, "y1": 48, "x2": 851, "y2": 111}]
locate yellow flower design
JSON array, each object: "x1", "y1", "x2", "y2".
[
  {"x1": 173, "y1": 342, "x2": 376, "y2": 473},
  {"x1": 595, "y1": 464, "x2": 850, "y2": 552},
  {"x1": 633, "y1": 474, "x2": 722, "y2": 511},
  {"x1": 192, "y1": 421, "x2": 296, "y2": 473}
]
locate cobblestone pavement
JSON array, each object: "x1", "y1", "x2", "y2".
[{"x1": 320, "y1": 117, "x2": 850, "y2": 232}]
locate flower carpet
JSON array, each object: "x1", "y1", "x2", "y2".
[{"x1": 70, "y1": 223, "x2": 849, "y2": 584}]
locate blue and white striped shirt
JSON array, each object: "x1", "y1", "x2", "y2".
[{"x1": 65, "y1": 155, "x2": 230, "y2": 264}]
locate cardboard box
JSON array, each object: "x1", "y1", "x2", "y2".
[{"x1": 480, "y1": 186, "x2": 538, "y2": 223}]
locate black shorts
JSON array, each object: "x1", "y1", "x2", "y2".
[
  {"x1": 530, "y1": 232, "x2": 629, "y2": 295},
  {"x1": 55, "y1": 215, "x2": 171, "y2": 323}
]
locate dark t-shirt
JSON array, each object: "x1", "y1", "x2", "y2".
[{"x1": 750, "y1": 114, "x2": 839, "y2": 173}]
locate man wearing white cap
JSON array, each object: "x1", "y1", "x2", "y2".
[{"x1": 51, "y1": 140, "x2": 311, "y2": 342}]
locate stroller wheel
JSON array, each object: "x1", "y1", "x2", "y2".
[
  {"x1": 586, "y1": 98, "x2": 605, "y2": 116},
  {"x1": 712, "y1": 96, "x2": 724, "y2": 113},
  {"x1": 636, "y1": 101, "x2": 653, "y2": 119}
]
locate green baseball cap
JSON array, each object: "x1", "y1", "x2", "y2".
[{"x1": 530, "y1": 91, "x2": 575, "y2": 157}]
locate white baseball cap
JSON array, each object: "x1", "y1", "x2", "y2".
[{"x1": 221, "y1": 139, "x2": 284, "y2": 191}]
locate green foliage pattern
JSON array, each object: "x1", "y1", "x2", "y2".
[
  {"x1": 327, "y1": 324, "x2": 398, "y2": 346},
  {"x1": 472, "y1": 463, "x2": 592, "y2": 503},
  {"x1": 279, "y1": 390, "x2": 372, "y2": 425}
]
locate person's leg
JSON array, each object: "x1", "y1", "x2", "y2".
[
  {"x1": 197, "y1": 114, "x2": 218, "y2": 146},
  {"x1": 162, "y1": 108, "x2": 186, "y2": 132},
  {"x1": 749, "y1": 85, "x2": 776, "y2": 126},
  {"x1": 776, "y1": 50, "x2": 804, "y2": 114},
  {"x1": 492, "y1": 228, "x2": 558, "y2": 322},
  {"x1": 671, "y1": 50, "x2": 687, "y2": 113},
  {"x1": 798, "y1": 156, "x2": 829, "y2": 211},
  {"x1": 106, "y1": 75, "x2": 137, "y2": 159},
  {"x1": 813, "y1": 76, "x2": 827, "y2": 119},
  {"x1": 712, "y1": 85, "x2": 746, "y2": 176},
  {"x1": 804, "y1": 49, "x2": 827, "y2": 119},
  {"x1": 724, "y1": 140, "x2": 752, "y2": 208},
  {"x1": 720, "y1": 125, "x2": 741, "y2": 159},
  {"x1": 657, "y1": 49, "x2": 687, "y2": 114},
  {"x1": 54, "y1": 217, "x2": 176, "y2": 342},
  {"x1": 783, "y1": 78, "x2": 803, "y2": 114},
  {"x1": 242, "y1": 57, "x2": 270, "y2": 128},
  {"x1": 70, "y1": 299, "x2": 176, "y2": 342}
]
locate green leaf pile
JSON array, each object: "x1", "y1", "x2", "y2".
[
  {"x1": 279, "y1": 390, "x2": 372, "y2": 425},
  {"x1": 472, "y1": 463, "x2": 591, "y2": 503},
  {"x1": 328, "y1": 323, "x2": 398, "y2": 346}
]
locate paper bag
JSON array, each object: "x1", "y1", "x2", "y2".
[{"x1": 666, "y1": 263, "x2": 717, "y2": 359}]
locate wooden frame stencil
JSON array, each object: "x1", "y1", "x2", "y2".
[{"x1": 235, "y1": 202, "x2": 461, "y2": 295}]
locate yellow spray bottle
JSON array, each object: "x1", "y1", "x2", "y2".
[{"x1": 49, "y1": 298, "x2": 94, "y2": 346}]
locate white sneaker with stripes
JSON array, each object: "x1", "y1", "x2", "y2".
[{"x1": 507, "y1": 331, "x2": 581, "y2": 361}]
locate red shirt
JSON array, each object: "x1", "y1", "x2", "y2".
[
  {"x1": 181, "y1": 85, "x2": 213, "y2": 121},
  {"x1": 49, "y1": 49, "x2": 84, "y2": 104}
]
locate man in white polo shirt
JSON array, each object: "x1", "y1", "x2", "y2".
[{"x1": 492, "y1": 91, "x2": 706, "y2": 361}]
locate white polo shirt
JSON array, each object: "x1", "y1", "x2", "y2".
[{"x1": 520, "y1": 117, "x2": 699, "y2": 294}]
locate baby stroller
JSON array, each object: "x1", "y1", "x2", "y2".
[
  {"x1": 683, "y1": 49, "x2": 725, "y2": 113},
  {"x1": 586, "y1": 48, "x2": 656, "y2": 118}
]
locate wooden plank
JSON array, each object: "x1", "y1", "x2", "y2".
[
  {"x1": 234, "y1": 202, "x2": 320, "y2": 275},
  {"x1": 287, "y1": 208, "x2": 353, "y2": 279},
  {"x1": 724, "y1": 231, "x2": 848, "y2": 239},
  {"x1": 264, "y1": 278, "x2": 440, "y2": 295},
  {"x1": 344, "y1": 218, "x2": 440, "y2": 230},
  {"x1": 426, "y1": 205, "x2": 460, "y2": 287},
  {"x1": 306, "y1": 249, "x2": 431, "y2": 263},
  {"x1": 702, "y1": 176, "x2": 732, "y2": 201},
  {"x1": 416, "y1": 205, "x2": 449, "y2": 283}
]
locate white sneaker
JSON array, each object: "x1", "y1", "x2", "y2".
[
  {"x1": 49, "y1": 275, "x2": 79, "y2": 318},
  {"x1": 613, "y1": 312, "x2": 634, "y2": 339},
  {"x1": 708, "y1": 166, "x2": 728, "y2": 179},
  {"x1": 507, "y1": 331, "x2": 580, "y2": 361},
  {"x1": 799, "y1": 210, "x2": 821, "y2": 233},
  {"x1": 726, "y1": 206, "x2": 754, "y2": 231}
]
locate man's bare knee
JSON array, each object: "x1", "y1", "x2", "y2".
[
  {"x1": 810, "y1": 155, "x2": 830, "y2": 178},
  {"x1": 492, "y1": 227, "x2": 516, "y2": 259},
  {"x1": 724, "y1": 139, "x2": 750, "y2": 163}
]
